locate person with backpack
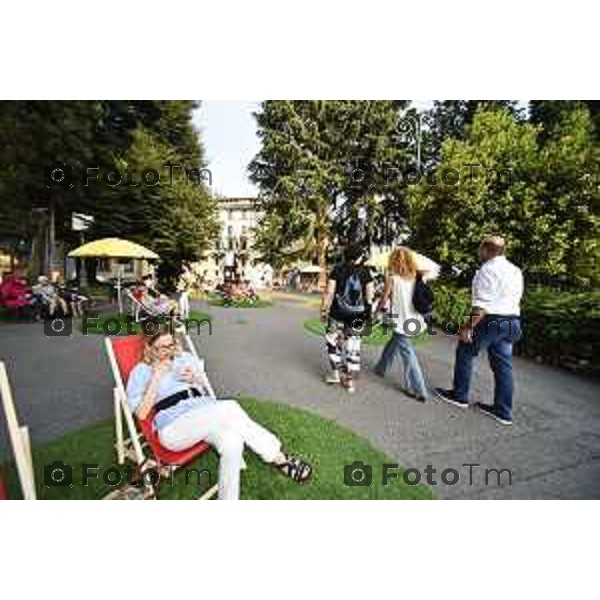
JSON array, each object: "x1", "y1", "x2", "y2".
[
  {"x1": 320, "y1": 244, "x2": 374, "y2": 393},
  {"x1": 373, "y1": 247, "x2": 433, "y2": 402}
]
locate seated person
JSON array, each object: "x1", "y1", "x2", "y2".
[
  {"x1": 134, "y1": 281, "x2": 179, "y2": 316},
  {"x1": 55, "y1": 275, "x2": 87, "y2": 317},
  {"x1": 142, "y1": 274, "x2": 160, "y2": 299},
  {"x1": 126, "y1": 327, "x2": 313, "y2": 499},
  {"x1": 32, "y1": 275, "x2": 67, "y2": 317},
  {"x1": 0, "y1": 272, "x2": 33, "y2": 316},
  {"x1": 244, "y1": 280, "x2": 258, "y2": 301}
]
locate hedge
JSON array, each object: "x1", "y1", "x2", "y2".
[{"x1": 430, "y1": 282, "x2": 600, "y2": 377}]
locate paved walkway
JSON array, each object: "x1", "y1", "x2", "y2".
[{"x1": 1, "y1": 294, "x2": 599, "y2": 498}]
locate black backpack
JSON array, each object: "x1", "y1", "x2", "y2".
[
  {"x1": 335, "y1": 268, "x2": 366, "y2": 318},
  {"x1": 412, "y1": 273, "x2": 434, "y2": 315}
]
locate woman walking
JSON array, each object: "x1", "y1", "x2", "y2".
[{"x1": 374, "y1": 247, "x2": 430, "y2": 402}]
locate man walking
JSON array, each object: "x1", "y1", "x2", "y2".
[
  {"x1": 435, "y1": 236, "x2": 524, "y2": 425},
  {"x1": 320, "y1": 244, "x2": 374, "y2": 393}
]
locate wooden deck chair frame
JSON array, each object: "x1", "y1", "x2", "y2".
[
  {"x1": 0, "y1": 362, "x2": 36, "y2": 500},
  {"x1": 104, "y1": 333, "x2": 219, "y2": 500}
]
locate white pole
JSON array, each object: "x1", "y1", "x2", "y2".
[{"x1": 117, "y1": 265, "x2": 123, "y2": 314}]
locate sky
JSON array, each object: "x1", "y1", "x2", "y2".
[
  {"x1": 193, "y1": 101, "x2": 262, "y2": 198},
  {"x1": 193, "y1": 100, "x2": 440, "y2": 198}
]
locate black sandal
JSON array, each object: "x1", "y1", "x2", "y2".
[{"x1": 276, "y1": 455, "x2": 313, "y2": 483}]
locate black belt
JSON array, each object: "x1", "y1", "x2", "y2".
[
  {"x1": 154, "y1": 387, "x2": 202, "y2": 415},
  {"x1": 484, "y1": 314, "x2": 520, "y2": 320}
]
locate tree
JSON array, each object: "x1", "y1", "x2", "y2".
[
  {"x1": 93, "y1": 126, "x2": 218, "y2": 289},
  {"x1": 530, "y1": 100, "x2": 600, "y2": 143},
  {"x1": 408, "y1": 108, "x2": 543, "y2": 277},
  {"x1": 423, "y1": 100, "x2": 521, "y2": 165},
  {"x1": 407, "y1": 106, "x2": 599, "y2": 287},
  {"x1": 0, "y1": 101, "x2": 103, "y2": 273},
  {"x1": 538, "y1": 106, "x2": 600, "y2": 287},
  {"x1": 0, "y1": 100, "x2": 218, "y2": 284},
  {"x1": 249, "y1": 100, "x2": 410, "y2": 285}
]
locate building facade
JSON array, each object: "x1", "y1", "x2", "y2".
[{"x1": 195, "y1": 197, "x2": 271, "y2": 287}]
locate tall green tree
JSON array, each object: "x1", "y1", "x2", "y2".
[
  {"x1": 530, "y1": 100, "x2": 600, "y2": 142},
  {"x1": 0, "y1": 100, "x2": 217, "y2": 283},
  {"x1": 538, "y1": 106, "x2": 600, "y2": 286},
  {"x1": 249, "y1": 100, "x2": 410, "y2": 283},
  {"x1": 408, "y1": 106, "x2": 599, "y2": 287},
  {"x1": 423, "y1": 100, "x2": 521, "y2": 165}
]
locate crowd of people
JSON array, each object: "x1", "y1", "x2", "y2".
[
  {"x1": 1, "y1": 241, "x2": 522, "y2": 500},
  {"x1": 214, "y1": 279, "x2": 259, "y2": 305},
  {"x1": 320, "y1": 235, "x2": 523, "y2": 426},
  {"x1": 0, "y1": 271, "x2": 89, "y2": 320}
]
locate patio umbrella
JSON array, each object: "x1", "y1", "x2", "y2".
[
  {"x1": 366, "y1": 249, "x2": 440, "y2": 278},
  {"x1": 68, "y1": 238, "x2": 159, "y2": 313}
]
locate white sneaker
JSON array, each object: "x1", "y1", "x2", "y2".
[
  {"x1": 344, "y1": 376, "x2": 356, "y2": 393},
  {"x1": 325, "y1": 371, "x2": 341, "y2": 384}
]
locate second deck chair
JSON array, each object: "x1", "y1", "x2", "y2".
[
  {"x1": 104, "y1": 333, "x2": 219, "y2": 499},
  {"x1": 0, "y1": 361, "x2": 36, "y2": 500},
  {"x1": 126, "y1": 290, "x2": 182, "y2": 326}
]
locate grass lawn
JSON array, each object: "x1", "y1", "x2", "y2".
[
  {"x1": 207, "y1": 297, "x2": 272, "y2": 308},
  {"x1": 304, "y1": 317, "x2": 429, "y2": 347},
  {"x1": 3, "y1": 398, "x2": 433, "y2": 500},
  {"x1": 77, "y1": 310, "x2": 212, "y2": 335}
]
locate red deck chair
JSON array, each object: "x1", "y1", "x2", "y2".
[{"x1": 104, "y1": 334, "x2": 218, "y2": 499}]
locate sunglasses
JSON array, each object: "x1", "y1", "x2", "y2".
[{"x1": 154, "y1": 342, "x2": 175, "y2": 351}]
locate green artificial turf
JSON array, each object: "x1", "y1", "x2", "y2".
[
  {"x1": 0, "y1": 307, "x2": 31, "y2": 322},
  {"x1": 3, "y1": 398, "x2": 434, "y2": 500},
  {"x1": 77, "y1": 311, "x2": 212, "y2": 335},
  {"x1": 304, "y1": 317, "x2": 429, "y2": 347}
]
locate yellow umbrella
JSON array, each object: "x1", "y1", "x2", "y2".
[
  {"x1": 68, "y1": 238, "x2": 158, "y2": 260},
  {"x1": 69, "y1": 238, "x2": 159, "y2": 312}
]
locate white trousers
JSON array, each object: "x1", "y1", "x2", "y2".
[{"x1": 158, "y1": 400, "x2": 282, "y2": 500}]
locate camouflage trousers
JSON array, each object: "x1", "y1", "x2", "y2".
[{"x1": 325, "y1": 318, "x2": 362, "y2": 375}]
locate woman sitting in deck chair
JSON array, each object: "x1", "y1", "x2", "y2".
[{"x1": 126, "y1": 326, "x2": 313, "y2": 499}]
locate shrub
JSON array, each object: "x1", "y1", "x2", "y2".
[{"x1": 430, "y1": 282, "x2": 600, "y2": 376}]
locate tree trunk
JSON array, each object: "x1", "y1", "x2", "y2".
[
  {"x1": 317, "y1": 228, "x2": 328, "y2": 292},
  {"x1": 48, "y1": 199, "x2": 55, "y2": 277}
]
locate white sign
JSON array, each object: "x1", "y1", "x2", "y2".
[{"x1": 72, "y1": 212, "x2": 94, "y2": 232}]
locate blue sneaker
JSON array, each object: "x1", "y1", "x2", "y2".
[{"x1": 434, "y1": 388, "x2": 469, "y2": 409}]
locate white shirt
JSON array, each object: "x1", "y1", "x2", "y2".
[
  {"x1": 472, "y1": 256, "x2": 523, "y2": 316},
  {"x1": 390, "y1": 275, "x2": 426, "y2": 336}
]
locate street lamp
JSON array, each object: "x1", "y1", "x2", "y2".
[{"x1": 396, "y1": 112, "x2": 424, "y2": 170}]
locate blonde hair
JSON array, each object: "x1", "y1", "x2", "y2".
[
  {"x1": 388, "y1": 247, "x2": 418, "y2": 279},
  {"x1": 141, "y1": 326, "x2": 183, "y2": 365}
]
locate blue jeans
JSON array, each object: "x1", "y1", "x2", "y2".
[
  {"x1": 375, "y1": 332, "x2": 428, "y2": 397},
  {"x1": 453, "y1": 316, "x2": 522, "y2": 419}
]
